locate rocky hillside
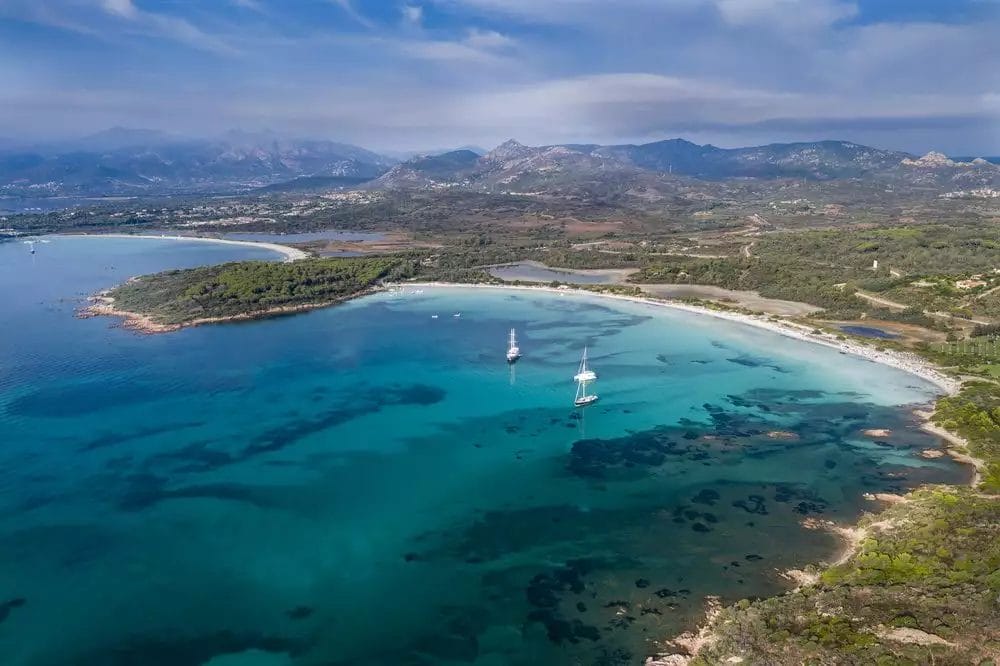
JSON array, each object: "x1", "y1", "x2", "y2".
[
  {"x1": 899, "y1": 152, "x2": 1000, "y2": 189},
  {"x1": 373, "y1": 138, "x2": 1000, "y2": 192},
  {"x1": 7, "y1": 130, "x2": 998, "y2": 198}
]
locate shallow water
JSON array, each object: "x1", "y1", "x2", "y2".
[
  {"x1": 0, "y1": 241, "x2": 969, "y2": 666},
  {"x1": 489, "y1": 262, "x2": 617, "y2": 285}
]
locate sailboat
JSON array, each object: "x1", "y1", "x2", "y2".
[
  {"x1": 506, "y1": 328, "x2": 521, "y2": 364},
  {"x1": 573, "y1": 347, "x2": 599, "y2": 407}
]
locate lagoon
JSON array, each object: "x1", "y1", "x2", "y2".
[{"x1": 488, "y1": 260, "x2": 630, "y2": 285}]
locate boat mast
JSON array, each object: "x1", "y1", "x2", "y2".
[{"x1": 576, "y1": 347, "x2": 589, "y2": 401}]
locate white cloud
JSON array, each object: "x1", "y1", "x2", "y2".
[
  {"x1": 0, "y1": 0, "x2": 237, "y2": 54},
  {"x1": 713, "y1": 0, "x2": 857, "y2": 29},
  {"x1": 394, "y1": 26, "x2": 515, "y2": 64},
  {"x1": 398, "y1": 38, "x2": 504, "y2": 64},
  {"x1": 402, "y1": 4, "x2": 424, "y2": 25},
  {"x1": 100, "y1": 0, "x2": 139, "y2": 20},
  {"x1": 463, "y1": 28, "x2": 513, "y2": 49},
  {"x1": 1, "y1": 0, "x2": 997, "y2": 152}
]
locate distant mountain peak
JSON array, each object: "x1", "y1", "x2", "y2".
[
  {"x1": 902, "y1": 151, "x2": 961, "y2": 168},
  {"x1": 486, "y1": 139, "x2": 531, "y2": 162}
]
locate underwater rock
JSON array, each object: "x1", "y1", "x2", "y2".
[
  {"x1": 285, "y1": 606, "x2": 313, "y2": 621},
  {"x1": 603, "y1": 601, "x2": 631, "y2": 609},
  {"x1": 527, "y1": 610, "x2": 601, "y2": 645},
  {"x1": 732, "y1": 495, "x2": 768, "y2": 515},
  {"x1": 567, "y1": 431, "x2": 678, "y2": 479},
  {"x1": 0, "y1": 597, "x2": 26, "y2": 624},
  {"x1": 691, "y1": 489, "x2": 720, "y2": 506},
  {"x1": 793, "y1": 501, "x2": 826, "y2": 515}
]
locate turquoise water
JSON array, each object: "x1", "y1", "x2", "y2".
[{"x1": 0, "y1": 239, "x2": 969, "y2": 665}]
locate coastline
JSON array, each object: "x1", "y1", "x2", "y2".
[
  {"x1": 394, "y1": 282, "x2": 983, "y2": 664},
  {"x1": 53, "y1": 233, "x2": 309, "y2": 262},
  {"x1": 79, "y1": 289, "x2": 371, "y2": 334},
  {"x1": 78, "y1": 274, "x2": 960, "y2": 396},
  {"x1": 396, "y1": 281, "x2": 960, "y2": 396},
  {"x1": 77, "y1": 276, "x2": 990, "y2": 662},
  {"x1": 917, "y1": 416, "x2": 984, "y2": 486}
]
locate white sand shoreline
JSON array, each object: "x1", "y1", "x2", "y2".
[
  {"x1": 396, "y1": 281, "x2": 961, "y2": 396},
  {"x1": 50, "y1": 233, "x2": 309, "y2": 262}
]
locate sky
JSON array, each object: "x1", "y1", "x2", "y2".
[{"x1": 0, "y1": 0, "x2": 998, "y2": 154}]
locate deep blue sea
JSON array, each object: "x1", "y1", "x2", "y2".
[{"x1": 0, "y1": 237, "x2": 969, "y2": 666}]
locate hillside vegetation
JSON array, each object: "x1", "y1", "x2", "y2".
[
  {"x1": 631, "y1": 224, "x2": 1000, "y2": 319},
  {"x1": 934, "y1": 382, "x2": 1000, "y2": 492},
  {"x1": 108, "y1": 256, "x2": 408, "y2": 325}
]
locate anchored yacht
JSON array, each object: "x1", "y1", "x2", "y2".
[
  {"x1": 573, "y1": 347, "x2": 599, "y2": 407},
  {"x1": 506, "y1": 328, "x2": 521, "y2": 364}
]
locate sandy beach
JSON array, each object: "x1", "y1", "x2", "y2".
[
  {"x1": 397, "y1": 281, "x2": 961, "y2": 396},
  {"x1": 55, "y1": 233, "x2": 309, "y2": 262}
]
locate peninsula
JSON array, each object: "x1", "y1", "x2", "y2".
[{"x1": 83, "y1": 256, "x2": 409, "y2": 333}]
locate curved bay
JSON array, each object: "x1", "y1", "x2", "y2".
[{"x1": 0, "y1": 242, "x2": 969, "y2": 666}]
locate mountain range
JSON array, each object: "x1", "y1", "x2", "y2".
[
  {"x1": 0, "y1": 128, "x2": 395, "y2": 197},
  {"x1": 2, "y1": 130, "x2": 997, "y2": 198},
  {"x1": 374, "y1": 139, "x2": 1000, "y2": 191}
]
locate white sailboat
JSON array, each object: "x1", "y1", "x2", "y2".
[
  {"x1": 573, "y1": 347, "x2": 599, "y2": 407},
  {"x1": 506, "y1": 328, "x2": 522, "y2": 364}
]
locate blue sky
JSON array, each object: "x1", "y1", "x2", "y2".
[{"x1": 0, "y1": 0, "x2": 998, "y2": 153}]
